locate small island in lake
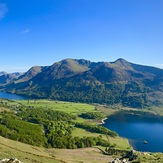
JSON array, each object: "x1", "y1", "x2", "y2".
[{"x1": 144, "y1": 140, "x2": 148, "y2": 144}]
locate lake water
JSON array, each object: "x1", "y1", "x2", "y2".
[
  {"x1": 0, "y1": 91, "x2": 26, "y2": 100},
  {"x1": 103, "y1": 113, "x2": 163, "y2": 152}
]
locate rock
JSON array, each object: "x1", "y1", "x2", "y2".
[
  {"x1": 124, "y1": 150, "x2": 137, "y2": 161},
  {"x1": 109, "y1": 158, "x2": 128, "y2": 163},
  {"x1": 109, "y1": 158, "x2": 122, "y2": 163},
  {"x1": 122, "y1": 159, "x2": 128, "y2": 163},
  {"x1": 0, "y1": 158, "x2": 23, "y2": 163}
]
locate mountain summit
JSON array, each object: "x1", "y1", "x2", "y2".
[{"x1": 0, "y1": 58, "x2": 163, "y2": 108}]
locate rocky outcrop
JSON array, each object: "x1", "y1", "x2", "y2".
[
  {"x1": 109, "y1": 150, "x2": 138, "y2": 163},
  {"x1": 109, "y1": 158, "x2": 128, "y2": 163},
  {"x1": 124, "y1": 150, "x2": 138, "y2": 161},
  {"x1": 0, "y1": 158, "x2": 23, "y2": 163}
]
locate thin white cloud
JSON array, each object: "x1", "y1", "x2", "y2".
[
  {"x1": 0, "y1": 3, "x2": 8, "y2": 20},
  {"x1": 155, "y1": 64, "x2": 163, "y2": 69},
  {"x1": 21, "y1": 29, "x2": 30, "y2": 34}
]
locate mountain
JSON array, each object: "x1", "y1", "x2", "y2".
[
  {"x1": 0, "y1": 72, "x2": 23, "y2": 86},
  {"x1": 0, "y1": 71, "x2": 7, "y2": 76},
  {"x1": 14, "y1": 66, "x2": 47, "y2": 84},
  {"x1": 1, "y1": 58, "x2": 163, "y2": 108}
]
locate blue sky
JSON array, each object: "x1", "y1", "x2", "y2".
[{"x1": 0, "y1": 0, "x2": 163, "y2": 72}]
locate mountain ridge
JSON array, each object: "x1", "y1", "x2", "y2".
[
  {"x1": 0, "y1": 58, "x2": 162, "y2": 108},
  {"x1": 0, "y1": 72, "x2": 23, "y2": 86}
]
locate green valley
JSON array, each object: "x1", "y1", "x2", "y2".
[
  {"x1": 0, "y1": 98, "x2": 163, "y2": 162},
  {"x1": 0, "y1": 99, "x2": 131, "y2": 162}
]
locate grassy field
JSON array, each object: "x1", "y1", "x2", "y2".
[
  {"x1": 0, "y1": 136, "x2": 114, "y2": 163},
  {"x1": 47, "y1": 148, "x2": 113, "y2": 163},
  {"x1": 134, "y1": 151, "x2": 163, "y2": 163},
  {"x1": 1, "y1": 135, "x2": 163, "y2": 163},
  {"x1": 15, "y1": 99, "x2": 95, "y2": 115},
  {"x1": 149, "y1": 106, "x2": 163, "y2": 116},
  {"x1": 96, "y1": 104, "x2": 163, "y2": 117},
  {"x1": 0, "y1": 136, "x2": 64, "y2": 163},
  {"x1": 72, "y1": 128, "x2": 131, "y2": 150}
]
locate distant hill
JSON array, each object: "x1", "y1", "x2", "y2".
[
  {"x1": 0, "y1": 58, "x2": 163, "y2": 108},
  {"x1": 0, "y1": 72, "x2": 23, "y2": 86},
  {"x1": 14, "y1": 66, "x2": 47, "y2": 84}
]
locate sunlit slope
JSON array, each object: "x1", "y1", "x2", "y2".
[{"x1": 0, "y1": 136, "x2": 115, "y2": 163}]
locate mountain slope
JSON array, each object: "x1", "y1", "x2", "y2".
[
  {"x1": 0, "y1": 135, "x2": 114, "y2": 163},
  {"x1": 1, "y1": 58, "x2": 163, "y2": 108},
  {"x1": 14, "y1": 66, "x2": 47, "y2": 84},
  {"x1": 0, "y1": 136, "x2": 63, "y2": 163},
  {"x1": 0, "y1": 72, "x2": 23, "y2": 86}
]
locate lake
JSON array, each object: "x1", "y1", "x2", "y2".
[
  {"x1": 103, "y1": 112, "x2": 163, "y2": 152},
  {"x1": 0, "y1": 91, "x2": 26, "y2": 100}
]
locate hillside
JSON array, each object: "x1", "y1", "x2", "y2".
[
  {"x1": 0, "y1": 72, "x2": 23, "y2": 86},
  {"x1": 0, "y1": 135, "x2": 115, "y2": 163},
  {"x1": 14, "y1": 66, "x2": 47, "y2": 84},
  {"x1": 1, "y1": 58, "x2": 163, "y2": 108}
]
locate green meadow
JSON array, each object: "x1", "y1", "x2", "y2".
[{"x1": 17, "y1": 99, "x2": 95, "y2": 115}]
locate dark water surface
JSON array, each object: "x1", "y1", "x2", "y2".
[
  {"x1": 0, "y1": 91, "x2": 26, "y2": 100},
  {"x1": 103, "y1": 113, "x2": 163, "y2": 152}
]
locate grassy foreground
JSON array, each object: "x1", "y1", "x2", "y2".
[
  {"x1": 0, "y1": 136, "x2": 114, "y2": 163},
  {"x1": 0, "y1": 136, "x2": 63, "y2": 163},
  {"x1": 1, "y1": 135, "x2": 163, "y2": 163}
]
